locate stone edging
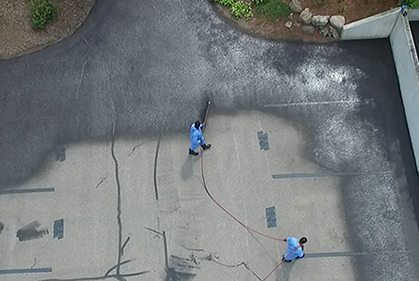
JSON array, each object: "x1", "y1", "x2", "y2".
[{"x1": 286, "y1": 0, "x2": 345, "y2": 39}]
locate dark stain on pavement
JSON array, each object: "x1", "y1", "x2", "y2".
[
  {"x1": 16, "y1": 221, "x2": 48, "y2": 241},
  {"x1": 55, "y1": 145, "x2": 66, "y2": 161},
  {"x1": 165, "y1": 267, "x2": 196, "y2": 281}
]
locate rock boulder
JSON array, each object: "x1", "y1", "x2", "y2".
[
  {"x1": 330, "y1": 15, "x2": 345, "y2": 31},
  {"x1": 285, "y1": 21, "x2": 293, "y2": 28},
  {"x1": 311, "y1": 15, "x2": 330, "y2": 26},
  {"x1": 299, "y1": 8, "x2": 312, "y2": 25},
  {"x1": 289, "y1": 0, "x2": 303, "y2": 13}
]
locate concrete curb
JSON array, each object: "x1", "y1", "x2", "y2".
[
  {"x1": 390, "y1": 15, "x2": 419, "y2": 171},
  {"x1": 342, "y1": 9, "x2": 419, "y2": 172},
  {"x1": 341, "y1": 8, "x2": 399, "y2": 40},
  {"x1": 410, "y1": 9, "x2": 419, "y2": 21}
]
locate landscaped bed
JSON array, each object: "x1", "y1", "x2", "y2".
[
  {"x1": 213, "y1": 0, "x2": 401, "y2": 41},
  {"x1": 0, "y1": 0, "x2": 94, "y2": 59},
  {"x1": 0, "y1": 0, "x2": 412, "y2": 59}
]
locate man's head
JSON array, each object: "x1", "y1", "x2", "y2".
[
  {"x1": 299, "y1": 237, "x2": 308, "y2": 245},
  {"x1": 194, "y1": 121, "x2": 201, "y2": 129}
]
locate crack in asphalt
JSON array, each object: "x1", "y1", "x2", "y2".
[
  {"x1": 144, "y1": 226, "x2": 163, "y2": 236},
  {"x1": 172, "y1": 251, "x2": 263, "y2": 280},
  {"x1": 162, "y1": 205, "x2": 181, "y2": 215},
  {"x1": 121, "y1": 236, "x2": 131, "y2": 257},
  {"x1": 207, "y1": 258, "x2": 262, "y2": 281},
  {"x1": 110, "y1": 99, "x2": 124, "y2": 276},
  {"x1": 104, "y1": 259, "x2": 133, "y2": 277},
  {"x1": 163, "y1": 231, "x2": 169, "y2": 269},
  {"x1": 39, "y1": 270, "x2": 149, "y2": 281},
  {"x1": 180, "y1": 244, "x2": 204, "y2": 252},
  {"x1": 31, "y1": 257, "x2": 37, "y2": 269},
  {"x1": 128, "y1": 142, "x2": 144, "y2": 157},
  {"x1": 95, "y1": 177, "x2": 107, "y2": 188},
  {"x1": 153, "y1": 128, "x2": 163, "y2": 201},
  {"x1": 31, "y1": 242, "x2": 49, "y2": 270},
  {"x1": 153, "y1": 118, "x2": 167, "y2": 201}
]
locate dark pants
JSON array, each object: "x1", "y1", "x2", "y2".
[{"x1": 282, "y1": 253, "x2": 305, "y2": 263}]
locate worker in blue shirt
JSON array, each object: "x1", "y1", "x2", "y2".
[
  {"x1": 282, "y1": 236, "x2": 308, "y2": 262},
  {"x1": 400, "y1": 3, "x2": 409, "y2": 17},
  {"x1": 189, "y1": 121, "x2": 211, "y2": 156}
]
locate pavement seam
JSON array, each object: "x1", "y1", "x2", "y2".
[{"x1": 272, "y1": 170, "x2": 393, "y2": 179}]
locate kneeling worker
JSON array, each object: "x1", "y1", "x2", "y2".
[{"x1": 282, "y1": 236, "x2": 307, "y2": 262}]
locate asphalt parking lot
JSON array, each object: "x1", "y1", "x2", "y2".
[{"x1": 0, "y1": 1, "x2": 418, "y2": 280}]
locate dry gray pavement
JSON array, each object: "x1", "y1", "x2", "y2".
[
  {"x1": 0, "y1": 112, "x2": 357, "y2": 281},
  {"x1": 0, "y1": 0, "x2": 419, "y2": 281}
]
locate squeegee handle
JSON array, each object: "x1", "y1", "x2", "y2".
[{"x1": 203, "y1": 100, "x2": 211, "y2": 126}]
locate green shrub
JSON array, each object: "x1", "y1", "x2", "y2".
[
  {"x1": 31, "y1": 0, "x2": 57, "y2": 29},
  {"x1": 255, "y1": 0, "x2": 290, "y2": 20},
  {"x1": 403, "y1": 0, "x2": 419, "y2": 8},
  {"x1": 231, "y1": 1, "x2": 253, "y2": 19},
  {"x1": 214, "y1": 0, "x2": 235, "y2": 6}
]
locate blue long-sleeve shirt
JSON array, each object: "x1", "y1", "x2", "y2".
[
  {"x1": 284, "y1": 237, "x2": 305, "y2": 261},
  {"x1": 189, "y1": 123, "x2": 205, "y2": 150}
]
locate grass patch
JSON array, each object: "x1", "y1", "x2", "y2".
[{"x1": 255, "y1": 0, "x2": 290, "y2": 21}]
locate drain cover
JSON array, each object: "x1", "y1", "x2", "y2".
[
  {"x1": 265, "y1": 207, "x2": 277, "y2": 228},
  {"x1": 257, "y1": 131, "x2": 269, "y2": 151},
  {"x1": 53, "y1": 219, "x2": 64, "y2": 239}
]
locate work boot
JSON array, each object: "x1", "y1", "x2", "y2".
[
  {"x1": 281, "y1": 256, "x2": 291, "y2": 263},
  {"x1": 201, "y1": 144, "x2": 211, "y2": 150},
  {"x1": 189, "y1": 149, "x2": 199, "y2": 156}
]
